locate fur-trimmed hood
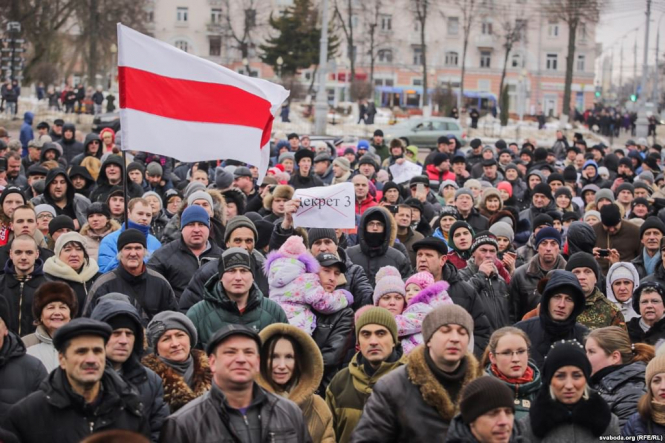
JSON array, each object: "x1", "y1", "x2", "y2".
[
  {"x1": 406, "y1": 345, "x2": 481, "y2": 422},
  {"x1": 142, "y1": 348, "x2": 211, "y2": 412},
  {"x1": 256, "y1": 323, "x2": 323, "y2": 408}
]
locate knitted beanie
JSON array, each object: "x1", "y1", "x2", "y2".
[
  {"x1": 535, "y1": 226, "x2": 562, "y2": 248},
  {"x1": 489, "y1": 221, "x2": 514, "y2": 243},
  {"x1": 496, "y1": 181, "x2": 513, "y2": 197},
  {"x1": 373, "y1": 275, "x2": 406, "y2": 305},
  {"x1": 600, "y1": 203, "x2": 622, "y2": 227},
  {"x1": 460, "y1": 377, "x2": 515, "y2": 424},
  {"x1": 146, "y1": 310, "x2": 198, "y2": 350},
  {"x1": 279, "y1": 235, "x2": 307, "y2": 257},
  {"x1": 405, "y1": 271, "x2": 435, "y2": 291},
  {"x1": 646, "y1": 354, "x2": 665, "y2": 389},
  {"x1": 180, "y1": 205, "x2": 210, "y2": 229},
  {"x1": 225, "y1": 215, "x2": 258, "y2": 243},
  {"x1": 640, "y1": 216, "x2": 665, "y2": 239},
  {"x1": 307, "y1": 228, "x2": 338, "y2": 248},
  {"x1": 49, "y1": 215, "x2": 75, "y2": 236},
  {"x1": 532, "y1": 183, "x2": 553, "y2": 200},
  {"x1": 332, "y1": 157, "x2": 351, "y2": 172},
  {"x1": 454, "y1": 188, "x2": 475, "y2": 203},
  {"x1": 594, "y1": 188, "x2": 616, "y2": 205},
  {"x1": 542, "y1": 340, "x2": 591, "y2": 385},
  {"x1": 355, "y1": 307, "x2": 398, "y2": 345},
  {"x1": 34, "y1": 204, "x2": 56, "y2": 219},
  {"x1": 375, "y1": 265, "x2": 401, "y2": 282},
  {"x1": 117, "y1": 228, "x2": 147, "y2": 250},
  {"x1": 584, "y1": 210, "x2": 601, "y2": 223},
  {"x1": 565, "y1": 251, "x2": 599, "y2": 281},
  {"x1": 187, "y1": 190, "x2": 213, "y2": 207},
  {"x1": 422, "y1": 304, "x2": 474, "y2": 344},
  {"x1": 470, "y1": 233, "x2": 499, "y2": 254}
]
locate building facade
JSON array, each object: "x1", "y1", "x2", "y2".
[{"x1": 146, "y1": 0, "x2": 599, "y2": 116}]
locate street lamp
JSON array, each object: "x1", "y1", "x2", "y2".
[
  {"x1": 276, "y1": 56, "x2": 283, "y2": 78},
  {"x1": 242, "y1": 57, "x2": 250, "y2": 76},
  {"x1": 110, "y1": 44, "x2": 118, "y2": 91}
]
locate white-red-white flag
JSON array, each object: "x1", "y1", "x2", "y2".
[{"x1": 117, "y1": 24, "x2": 289, "y2": 183}]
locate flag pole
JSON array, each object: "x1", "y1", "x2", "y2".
[{"x1": 122, "y1": 149, "x2": 129, "y2": 226}]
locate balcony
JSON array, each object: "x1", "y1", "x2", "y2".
[
  {"x1": 475, "y1": 34, "x2": 495, "y2": 49},
  {"x1": 207, "y1": 22, "x2": 225, "y2": 34}
]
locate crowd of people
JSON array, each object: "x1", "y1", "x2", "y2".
[{"x1": 1, "y1": 118, "x2": 665, "y2": 442}]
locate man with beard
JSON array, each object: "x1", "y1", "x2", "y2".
[
  {"x1": 31, "y1": 168, "x2": 91, "y2": 230},
  {"x1": 3, "y1": 318, "x2": 150, "y2": 442},
  {"x1": 510, "y1": 227, "x2": 567, "y2": 321}
]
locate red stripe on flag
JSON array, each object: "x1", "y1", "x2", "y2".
[{"x1": 119, "y1": 66, "x2": 272, "y2": 131}]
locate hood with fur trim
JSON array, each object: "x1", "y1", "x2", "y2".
[{"x1": 357, "y1": 206, "x2": 398, "y2": 255}]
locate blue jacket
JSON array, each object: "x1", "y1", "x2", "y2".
[
  {"x1": 19, "y1": 112, "x2": 34, "y2": 154},
  {"x1": 622, "y1": 412, "x2": 665, "y2": 436},
  {"x1": 98, "y1": 222, "x2": 162, "y2": 273}
]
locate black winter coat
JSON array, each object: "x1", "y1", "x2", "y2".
[
  {"x1": 147, "y1": 239, "x2": 222, "y2": 301},
  {"x1": 177, "y1": 251, "x2": 269, "y2": 313},
  {"x1": 59, "y1": 124, "x2": 84, "y2": 164},
  {"x1": 441, "y1": 262, "x2": 492, "y2": 357},
  {"x1": 509, "y1": 254, "x2": 567, "y2": 321},
  {"x1": 515, "y1": 317, "x2": 588, "y2": 368},
  {"x1": 627, "y1": 316, "x2": 665, "y2": 346},
  {"x1": 0, "y1": 260, "x2": 48, "y2": 336},
  {"x1": 288, "y1": 171, "x2": 324, "y2": 190},
  {"x1": 3, "y1": 367, "x2": 150, "y2": 443},
  {"x1": 446, "y1": 414, "x2": 527, "y2": 442},
  {"x1": 84, "y1": 265, "x2": 178, "y2": 324},
  {"x1": 90, "y1": 299, "x2": 170, "y2": 442},
  {"x1": 89, "y1": 155, "x2": 144, "y2": 203},
  {"x1": 312, "y1": 307, "x2": 354, "y2": 395},
  {"x1": 458, "y1": 259, "x2": 511, "y2": 331},
  {"x1": 458, "y1": 208, "x2": 488, "y2": 233},
  {"x1": 0, "y1": 332, "x2": 46, "y2": 423},
  {"x1": 337, "y1": 248, "x2": 373, "y2": 311},
  {"x1": 589, "y1": 362, "x2": 646, "y2": 428},
  {"x1": 160, "y1": 381, "x2": 311, "y2": 443}
]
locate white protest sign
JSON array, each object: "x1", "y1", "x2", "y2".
[
  {"x1": 390, "y1": 161, "x2": 424, "y2": 184},
  {"x1": 292, "y1": 182, "x2": 356, "y2": 229}
]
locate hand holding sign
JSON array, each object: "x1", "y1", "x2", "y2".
[{"x1": 292, "y1": 182, "x2": 356, "y2": 229}]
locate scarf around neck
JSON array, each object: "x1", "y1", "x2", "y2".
[
  {"x1": 159, "y1": 354, "x2": 195, "y2": 387},
  {"x1": 644, "y1": 248, "x2": 660, "y2": 276},
  {"x1": 126, "y1": 220, "x2": 151, "y2": 237},
  {"x1": 652, "y1": 400, "x2": 665, "y2": 426},
  {"x1": 490, "y1": 363, "x2": 534, "y2": 385}
]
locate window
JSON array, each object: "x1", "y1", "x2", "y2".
[
  {"x1": 413, "y1": 46, "x2": 423, "y2": 65},
  {"x1": 546, "y1": 53, "x2": 558, "y2": 70},
  {"x1": 176, "y1": 7, "x2": 188, "y2": 22},
  {"x1": 175, "y1": 40, "x2": 189, "y2": 52},
  {"x1": 412, "y1": 78, "x2": 423, "y2": 86},
  {"x1": 380, "y1": 15, "x2": 392, "y2": 31},
  {"x1": 211, "y1": 8, "x2": 222, "y2": 23},
  {"x1": 245, "y1": 9, "x2": 256, "y2": 27},
  {"x1": 578, "y1": 23, "x2": 587, "y2": 41},
  {"x1": 377, "y1": 49, "x2": 393, "y2": 63},
  {"x1": 482, "y1": 21, "x2": 493, "y2": 35},
  {"x1": 351, "y1": 15, "x2": 359, "y2": 29},
  {"x1": 511, "y1": 53, "x2": 524, "y2": 68},
  {"x1": 445, "y1": 51, "x2": 459, "y2": 67},
  {"x1": 576, "y1": 54, "x2": 585, "y2": 71},
  {"x1": 548, "y1": 21, "x2": 559, "y2": 37},
  {"x1": 448, "y1": 17, "x2": 459, "y2": 35},
  {"x1": 480, "y1": 51, "x2": 491, "y2": 68},
  {"x1": 374, "y1": 78, "x2": 394, "y2": 87},
  {"x1": 209, "y1": 36, "x2": 221, "y2": 56},
  {"x1": 515, "y1": 19, "x2": 527, "y2": 41}
]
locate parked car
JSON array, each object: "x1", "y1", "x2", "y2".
[
  {"x1": 92, "y1": 112, "x2": 120, "y2": 133},
  {"x1": 383, "y1": 117, "x2": 466, "y2": 149}
]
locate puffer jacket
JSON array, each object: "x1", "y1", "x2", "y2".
[
  {"x1": 43, "y1": 255, "x2": 100, "y2": 315},
  {"x1": 0, "y1": 331, "x2": 47, "y2": 423},
  {"x1": 346, "y1": 207, "x2": 412, "y2": 286},
  {"x1": 186, "y1": 275, "x2": 288, "y2": 349},
  {"x1": 351, "y1": 346, "x2": 482, "y2": 443},
  {"x1": 589, "y1": 361, "x2": 646, "y2": 428},
  {"x1": 30, "y1": 168, "x2": 92, "y2": 227},
  {"x1": 160, "y1": 381, "x2": 311, "y2": 443},
  {"x1": 4, "y1": 366, "x2": 149, "y2": 443},
  {"x1": 623, "y1": 412, "x2": 665, "y2": 436},
  {"x1": 485, "y1": 362, "x2": 542, "y2": 420},
  {"x1": 458, "y1": 258, "x2": 511, "y2": 331},
  {"x1": 79, "y1": 219, "x2": 122, "y2": 261},
  {"x1": 509, "y1": 254, "x2": 567, "y2": 321},
  {"x1": 97, "y1": 221, "x2": 162, "y2": 273},
  {"x1": 440, "y1": 262, "x2": 492, "y2": 358},
  {"x1": 312, "y1": 306, "x2": 354, "y2": 394},
  {"x1": 258, "y1": 324, "x2": 335, "y2": 443},
  {"x1": 177, "y1": 250, "x2": 269, "y2": 313},
  {"x1": 446, "y1": 414, "x2": 528, "y2": 442},
  {"x1": 0, "y1": 259, "x2": 48, "y2": 336},
  {"x1": 147, "y1": 238, "x2": 223, "y2": 301},
  {"x1": 150, "y1": 210, "x2": 170, "y2": 240},
  {"x1": 325, "y1": 351, "x2": 405, "y2": 443},
  {"x1": 23, "y1": 324, "x2": 59, "y2": 372},
  {"x1": 91, "y1": 299, "x2": 170, "y2": 442}
]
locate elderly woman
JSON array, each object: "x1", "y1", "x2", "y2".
[
  {"x1": 623, "y1": 354, "x2": 665, "y2": 435},
  {"x1": 520, "y1": 340, "x2": 620, "y2": 441},
  {"x1": 22, "y1": 282, "x2": 77, "y2": 372},
  {"x1": 43, "y1": 232, "x2": 100, "y2": 312},
  {"x1": 142, "y1": 311, "x2": 211, "y2": 412},
  {"x1": 258, "y1": 323, "x2": 334, "y2": 443},
  {"x1": 143, "y1": 191, "x2": 169, "y2": 240},
  {"x1": 586, "y1": 326, "x2": 653, "y2": 427},
  {"x1": 627, "y1": 282, "x2": 665, "y2": 345},
  {"x1": 606, "y1": 262, "x2": 640, "y2": 321},
  {"x1": 481, "y1": 327, "x2": 542, "y2": 420}
]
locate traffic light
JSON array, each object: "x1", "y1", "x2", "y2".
[{"x1": 630, "y1": 94, "x2": 637, "y2": 102}]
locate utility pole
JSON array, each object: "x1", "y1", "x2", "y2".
[
  {"x1": 636, "y1": 0, "x2": 651, "y2": 137},
  {"x1": 655, "y1": 25, "x2": 660, "y2": 106},
  {"x1": 619, "y1": 41, "x2": 623, "y2": 99},
  {"x1": 634, "y1": 35, "x2": 638, "y2": 96},
  {"x1": 314, "y1": 0, "x2": 330, "y2": 135}
]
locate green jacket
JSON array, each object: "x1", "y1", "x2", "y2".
[
  {"x1": 186, "y1": 275, "x2": 288, "y2": 349},
  {"x1": 577, "y1": 287, "x2": 626, "y2": 331},
  {"x1": 325, "y1": 351, "x2": 405, "y2": 443},
  {"x1": 371, "y1": 142, "x2": 390, "y2": 163}
]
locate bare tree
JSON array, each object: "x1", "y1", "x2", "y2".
[
  {"x1": 412, "y1": 0, "x2": 429, "y2": 107},
  {"x1": 333, "y1": 0, "x2": 356, "y2": 81},
  {"x1": 545, "y1": 0, "x2": 601, "y2": 117},
  {"x1": 224, "y1": 0, "x2": 262, "y2": 61},
  {"x1": 450, "y1": 0, "x2": 479, "y2": 112},
  {"x1": 358, "y1": 0, "x2": 382, "y2": 83},
  {"x1": 496, "y1": 14, "x2": 527, "y2": 123}
]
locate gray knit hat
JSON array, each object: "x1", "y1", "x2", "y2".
[
  {"x1": 454, "y1": 188, "x2": 475, "y2": 203},
  {"x1": 34, "y1": 203, "x2": 56, "y2": 218},
  {"x1": 142, "y1": 191, "x2": 163, "y2": 209},
  {"x1": 147, "y1": 311, "x2": 198, "y2": 350},
  {"x1": 224, "y1": 215, "x2": 258, "y2": 243},
  {"x1": 489, "y1": 221, "x2": 515, "y2": 243},
  {"x1": 308, "y1": 228, "x2": 338, "y2": 248},
  {"x1": 332, "y1": 157, "x2": 351, "y2": 172},
  {"x1": 594, "y1": 188, "x2": 615, "y2": 205},
  {"x1": 187, "y1": 190, "x2": 213, "y2": 207},
  {"x1": 278, "y1": 152, "x2": 295, "y2": 163},
  {"x1": 422, "y1": 304, "x2": 474, "y2": 343}
]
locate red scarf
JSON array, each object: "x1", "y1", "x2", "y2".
[
  {"x1": 0, "y1": 224, "x2": 10, "y2": 247},
  {"x1": 490, "y1": 363, "x2": 534, "y2": 385}
]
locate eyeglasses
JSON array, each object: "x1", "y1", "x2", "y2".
[
  {"x1": 495, "y1": 349, "x2": 528, "y2": 358},
  {"x1": 640, "y1": 298, "x2": 663, "y2": 306},
  {"x1": 37, "y1": 214, "x2": 53, "y2": 220}
]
